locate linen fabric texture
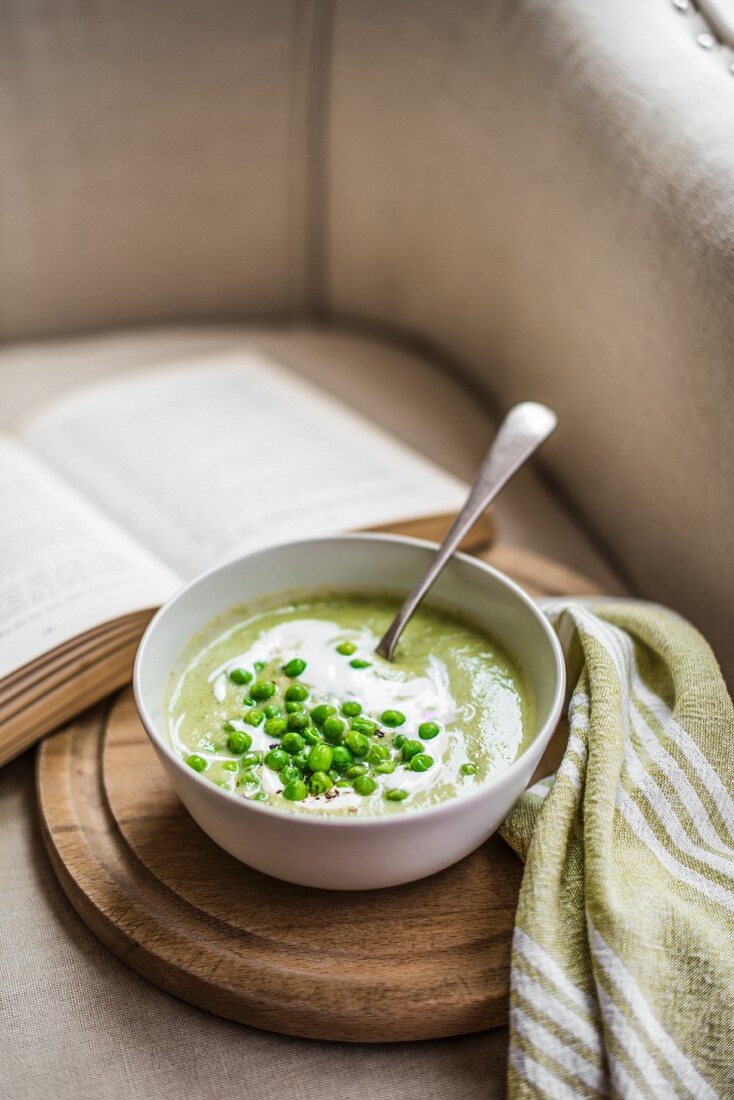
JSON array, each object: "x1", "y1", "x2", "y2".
[{"x1": 502, "y1": 601, "x2": 734, "y2": 1097}]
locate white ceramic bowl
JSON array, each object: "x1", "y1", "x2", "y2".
[{"x1": 134, "y1": 534, "x2": 565, "y2": 890}]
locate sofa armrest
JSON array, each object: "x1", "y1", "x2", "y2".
[{"x1": 328, "y1": 0, "x2": 734, "y2": 682}]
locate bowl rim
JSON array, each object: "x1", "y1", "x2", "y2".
[{"x1": 133, "y1": 532, "x2": 566, "y2": 829}]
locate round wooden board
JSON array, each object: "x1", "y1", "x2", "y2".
[{"x1": 36, "y1": 544, "x2": 602, "y2": 1043}]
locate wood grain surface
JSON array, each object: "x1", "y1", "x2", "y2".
[{"x1": 36, "y1": 542, "x2": 603, "y2": 1043}]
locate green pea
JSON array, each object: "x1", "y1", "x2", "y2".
[
  {"x1": 241, "y1": 751, "x2": 262, "y2": 766},
  {"x1": 241, "y1": 695, "x2": 255, "y2": 707},
  {"x1": 336, "y1": 779, "x2": 352, "y2": 788},
  {"x1": 239, "y1": 768, "x2": 259, "y2": 786},
  {"x1": 310, "y1": 704, "x2": 336, "y2": 725},
  {"x1": 263, "y1": 703, "x2": 281, "y2": 719},
  {"x1": 253, "y1": 791, "x2": 268, "y2": 802},
  {"x1": 285, "y1": 700, "x2": 304, "y2": 714},
  {"x1": 345, "y1": 730, "x2": 370, "y2": 757},
  {"x1": 385, "y1": 788, "x2": 408, "y2": 802},
  {"x1": 229, "y1": 668, "x2": 252, "y2": 685},
  {"x1": 309, "y1": 770, "x2": 333, "y2": 796},
  {"x1": 243, "y1": 709, "x2": 264, "y2": 727},
  {"x1": 282, "y1": 658, "x2": 307, "y2": 678},
  {"x1": 279, "y1": 764, "x2": 302, "y2": 784},
  {"x1": 419, "y1": 721, "x2": 440, "y2": 740},
  {"x1": 374, "y1": 760, "x2": 397, "y2": 774},
  {"x1": 283, "y1": 779, "x2": 308, "y2": 801},
  {"x1": 401, "y1": 739, "x2": 423, "y2": 761},
  {"x1": 281, "y1": 732, "x2": 305, "y2": 755},
  {"x1": 227, "y1": 730, "x2": 253, "y2": 755},
  {"x1": 410, "y1": 753, "x2": 434, "y2": 772},
  {"x1": 265, "y1": 748, "x2": 289, "y2": 771},
  {"x1": 264, "y1": 717, "x2": 288, "y2": 738},
  {"x1": 461, "y1": 762, "x2": 479, "y2": 776},
  {"x1": 285, "y1": 683, "x2": 309, "y2": 702},
  {"x1": 336, "y1": 641, "x2": 357, "y2": 656},
  {"x1": 292, "y1": 750, "x2": 311, "y2": 771},
  {"x1": 381, "y1": 709, "x2": 405, "y2": 728},
  {"x1": 349, "y1": 658, "x2": 371, "y2": 669},
  {"x1": 302, "y1": 727, "x2": 322, "y2": 745},
  {"x1": 287, "y1": 710, "x2": 309, "y2": 731},
  {"x1": 222, "y1": 721, "x2": 235, "y2": 732},
  {"x1": 368, "y1": 743, "x2": 390, "y2": 765},
  {"x1": 254, "y1": 660, "x2": 266, "y2": 672},
  {"x1": 350, "y1": 716, "x2": 377, "y2": 735},
  {"x1": 353, "y1": 774, "x2": 377, "y2": 796},
  {"x1": 346, "y1": 764, "x2": 368, "y2": 779},
  {"x1": 331, "y1": 745, "x2": 354, "y2": 770},
  {"x1": 341, "y1": 700, "x2": 362, "y2": 717},
  {"x1": 394, "y1": 734, "x2": 406, "y2": 748},
  {"x1": 221, "y1": 760, "x2": 238, "y2": 772},
  {"x1": 308, "y1": 743, "x2": 333, "y2": 773},
  {"x1": 322, "y1": 716, "x2": 346, "y2": 744},
  {"x1": 251, "y1": 680, "x2": 276, "y2": 701},
  {"x1": 327, "y1": 767, "x2": 341, "y2": 782}
]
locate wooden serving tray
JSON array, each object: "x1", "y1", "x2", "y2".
[{"x1": 36, "y1": 543, "x2": 600, "y2": 1043}]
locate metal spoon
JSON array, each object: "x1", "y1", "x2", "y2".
[{"x1": 376, "y1": 401, "x2": 558, "y2": 661}]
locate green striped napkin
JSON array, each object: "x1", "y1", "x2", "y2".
[{"x1": 501, "y1": 600, "x2": 733, "y2": 1098}]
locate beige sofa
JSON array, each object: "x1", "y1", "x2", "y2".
[{"x1": 1, "y1": 2, "x2": 732, "y2": 1097}]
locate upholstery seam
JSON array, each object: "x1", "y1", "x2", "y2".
[{"x1": 301, "y1": 0, "x2": 334, "y2": 320}]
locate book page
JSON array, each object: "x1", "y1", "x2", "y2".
[
  {"x1": 24, "y1": 351, "x2": 467, "y2": 578},
  {"x1": 0, "y1": 437, "x2": 180, "y2": 679}
]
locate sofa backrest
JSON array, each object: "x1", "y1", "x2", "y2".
[
  {"x1": 1, "y1": 0, "x2": 732, "y2": 679},
  {"x1": 0, "y1": 1, "x2": 319, "y2": 336}
]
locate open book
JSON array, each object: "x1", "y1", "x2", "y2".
[{"x1": 1, "y1": 348, "x2": 486, "y2": 766}]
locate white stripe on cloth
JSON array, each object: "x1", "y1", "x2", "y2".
[
  {"x1": 608, "y1": 1060, "x2": 650, "y2": 1100},
  {"x1": 556, "y1": 733, "x2": 588, "y2": 791},
  {"x1": 525, "y1": 778, "x2": 552, "y2": 800},
  {"x1": 616, "y1": 787, "x2": 734, "y2": 911},
  {"x1": 595, "y1": 982, "x2": 674, "y2": 1099},
  {"x1": 566, "y1": 609, "x2": 734, "y2": 899},
  {"x1": 590, "y1": 926, "x2": 718, "y2": 1100},
  {"x1": 568, "y1": 691, "x2": 590, "y2": 718},
  {"x1": 509, "y1": 1045, "x2": 588, "y2": 1100},
  {"x1": 568, "y1": 602, "x2": 734, "y2": 843},
  {"x1": 511, "y1": 1006, "x2": 608, "y2": 1094},
  {"x1": 633, "y1": 676, "x2": 734, "y2": 841},
  {"x1": 567, "y1": 734, "x2": 587, "y2": 760},
  {"x1": 514, "y1": 929, "x2": 599, "y2": 1019},
  {"x1": 557, "y1": 756, "x2": 584, "y2": 791},
  {"x1": 629, "y1": 706, "x2": 732, "y2": 856},
  {"x1": 622, "y1": 733, "x2": 734, "y2": 884},
  {"x1": 512, "y1": 969, "x2": 604, "y2": 1056}
]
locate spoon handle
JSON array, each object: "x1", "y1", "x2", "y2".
[{"x1": 376, "y1": 401, "x2": 558, "y2": 661}]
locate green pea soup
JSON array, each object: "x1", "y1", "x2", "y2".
[{"x1": 166, "y1": 593, "x2": 535, "y2": 816}]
